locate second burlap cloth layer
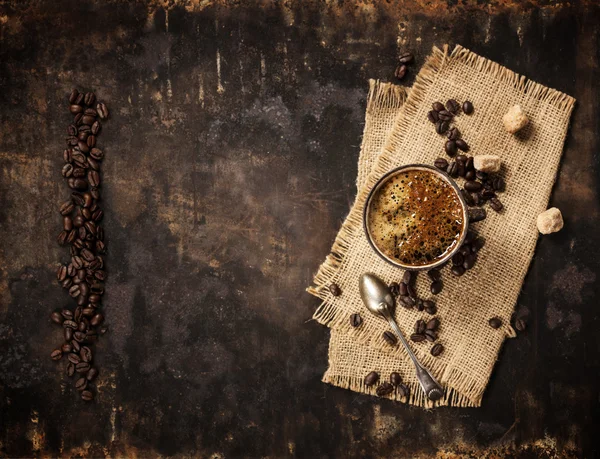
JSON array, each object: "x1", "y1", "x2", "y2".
[{"x1": 308, "y1": 45, "x2": 575, "y2": 408}]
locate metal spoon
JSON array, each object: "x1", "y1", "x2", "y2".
[{"x1": 359, "y1": 273, "x2": 444, "y2": 401}]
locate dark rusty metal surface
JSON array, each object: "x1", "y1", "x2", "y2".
[{"x1": 0, "y1": 0, "x2": 599, "y2": 457}]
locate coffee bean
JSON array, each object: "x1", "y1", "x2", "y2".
[
  {"x1": 465, "y1": 156, "x2": 474, "y2": 171},
  {"x1": 78, "y1": 320, "x2": 87, "y2": 333},
  {"x1": 446, "y1": 99, "x2": 460, "y2": 113},
  {"x1": 63, "y1": 319, "x2": 77, "y2": 329},
  {"x1": 91, "y1": 120, "x2": 101, "y2": 135},
  {"x1": 406, "y1": 283, "x2": 416, "y2": 299},
  {"x1": 438, "y1": 110, "x2": 454, "y2": 121},
  {"x1": 97, "y1": 102, "x2": 109, "y2": 119},
  {"x1": 398, "y1": 52, "x2": 414, "y2": 64},
  {"x1": 432, "y1": 102, "x2": 445, "y2": 112},
  {"x1": 62, "y1": 163, "x2": 74, "y2": 178},
  {"x1": 329, "y1": 283, "x2": 341, "y2": 296},
  {"x1": 455, "y1": 139, "x2": 469, "y2": 152},
  {"x1": 463, "y1": 253, "x2": 476, "y2": 270},
  {"x1": 425, "y1": 330, "x2": 438, "y2": 342},
  {"x1": 50, "y1": 349, "x2": 62, "y2": 361},
  {"x1": 64, "y1": 327, "x2": 73, "y2": 342},
  {"x1": 397, "y1": 383, "x2": 410, "y2": 399},
  {"x1": 446, "y1": 127, "x2": 460, "y2": 140},
  {"x1": 446, "y1": 162, "x2": 458, "y2": 177},
  {"x1": 471, "y1": 192, "x2": 482, "y2": 206},
  {"x1": 76, "y1": 362, "x2": 90, "y2": 373},
  {"x1": 461, "y1": 189, "x2": 475, "y2": 207},
  {"x1": 72, "y1": 340, "x2": 81, "y2": 352},
  {"x1": 61, "y1": 308, "x2": 73, "y2": 319},
  {"x1": 415, "y1": 319, "x2": 426, "y2": 334},
  {"x1": 464, "y1": 181, "x2": 481, "y2": 192},
  {"x1": 402, "y1": 271, "x2": 412, "y2": 284},
  {"x1": 364, "y1": 371, "x2": 379, "y2": 387},
  {"x1": 451, "y1": 265, "x2": 465, "y2": 276},
  {"x1": 376, "y1": 382, "x2": 394, "y2": 397},
  {"x1": 452, "y1": 253, "x2": 464, "y2": 266},
  {"x1": 60, "y1": 201, "x2": 74, "y2": 216},
  {"x1": 81, "y1": 248, "x2": 95, "y2": 262},
  {"x1": 87, "y1": 157, "x2": 100, "y2": 171},
  {"x1": 68, "y1": 353, "x2": 81, "y2": 364},
  {"x1": 465, "y1": 170, "x2": 476, "y2": 181},
  {"x1": 434, "y1": 158, "x2": 449, "y2": 170},
  {"x1": 78, "y1": 131, "x2": 89, "y2": 142},
  {"x1": 431, "y1": 343, "x2": 444, "y2": 357},
  {"x1": 462, "y1": 100, "x2": 474, "y2": 114},
  {"x1": 424, "y1": 301, "x2": 437, "y2": 315},
  {"x1": 430, "y1": 280, "x2": 443, "y2": 295},
  {"x1": 70, "y1": 104, "x2": 83, "y2": 114},
  {"x1": 389, "y1": 282, "x2": 400, "y2": 297},
  {"x1": 69, "y1": 89, "x2": 79, "y2": 104},
  {"x1": 399, "y1": 282, "x2": 408, "y2": 296},
  {"x1": 90, "y1": 313, "x2": 104, "y2": 326},
  {"x1": 383, "y1": 331, "x2": 397, "y2": 346},
  {"x1": 489, "y1": 317, "x2": 502, "y2": 329},
  {"x1": 57, "y1": 230, "x2": 68, "y2": 246},
  {"x1": 390, "y1": 372, "x2": 402, "y2": 386},
  {"x1": 445, "y1": 140, "x2": 457, "y2": 157},
  {"x1": 468, "y1": 208, "x2": 487, "y2": 222},
  {"x1": 87, "y1": 134, "x2": 97, "y2": 148},
  {"x1": 426, "y1": 318, "x2": 440, "y2": 330},
  {"x1": 68, "y1": 178, "x2": 88, "y2": 191},
  {"x1": 88, "y1": 170, "x2": 100, "y2": 187},
  {"x1": 51, "y1": 311, "x2": 64, "y2": 324},
  {"x1": 350, "y1": 313, "x2": 363, "y2": 327},
  {"x1": 394, "y1": 64, "x2": 407, "y2": 80},
  {"x1": 68, "y1": 285, "x2": 81, "y2": 298},
  {"x1": 482, "y1": 189, "x2": 496, "y2": 199},
  {"x1": 56, "y1": 265, "x2": 68, "y2": 282},
  {"x1": 81, "y1": 390, "x2": 94, "y2": 401},
  {"x1": 62, "y1": 278, "x2": 73, "y2": 289},
  {"x1": 489, "y1": 197, "x2": 503, "y2": 212},
  {"x1": 84, "y1": 220, "x2": 96, "y2": 234},
  {"x1": 410, "y1": 333, "x2": 426, "y2": 343},
  {"x1": 514, "y1": 318, "x2": 527, "y2": 331},
  {"x1": 74, "y1": 331, "x2": 86, "y2": 342},
  {"x1": 399, "y1": 296, "x2": 415, "y2": 309},
  {"x1": 90, "y1": 187, "x2": 100, "y2": 199},
  {"x1": 457, "y1": 162, "x2": 466, "y2": 177},
  {"x1": 75, "y1": 377, "x2": 87, "y2": 391},
  {"x1": 428, "y1": 110, "x2": 439, "y2": 123},
  {"x1": 436, "y1": 120, "x2": 449, "y2": 134},
  {"x1": 61, "y1": 343, "x2": 72, "y2": 353},
  {"x1": 84, "y1": 92, "x2": 96, "y2": 106},
  {"x1": 74, "y1": 112, "x2": 84, "y2": 125},
  {"x1": 80, "y1": 346, "x2": 92, "y2": 363},
  {"x1": 86, "y1": 367, "x2": 98, "y2": 381},
  {"x1": 89, "y1": 294, "x2": 101, "y2": 304},
  {"x1": 427, "y1": 270, "x2": 440, "y2": 282},
  {"x1": 492, "y1": 176, "x2": 505, "y2": 192},
  {"x1": 415, "y1": 299, "x2": 424, "y2": 311}
]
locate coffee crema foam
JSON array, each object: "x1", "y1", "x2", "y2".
[{"x1": 367, "y1": 169, "x2": 464, "y2": 266}]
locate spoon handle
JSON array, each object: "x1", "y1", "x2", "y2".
[{"x1": 380, "y1": 305, "x2": 444, "y2": 401}]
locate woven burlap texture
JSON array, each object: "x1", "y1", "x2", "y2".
[{"x1": 308, "y1": 45, "x2": 575, "y2": 408}]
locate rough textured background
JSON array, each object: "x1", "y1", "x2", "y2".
[{"x1": 0, "y1": 0, "x2": 598, "y2": 457}]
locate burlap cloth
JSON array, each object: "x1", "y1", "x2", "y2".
[{"x1": 307, "y1": 45, "x2": 575, "y2": 408}]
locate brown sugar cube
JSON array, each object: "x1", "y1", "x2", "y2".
[
  {"x1": 473, "y1": 155, "x2": 501, "y2": 173},
  {"x1": 503, "y1": 105, "x2": 529, "y2": 133},
  {"x1": 537, "y1": 207, "x2": 564, "y2": 234}
]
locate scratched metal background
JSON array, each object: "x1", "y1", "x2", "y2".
[{"x1": 0, "y1": 0, "x2": 598, "y2": 457}]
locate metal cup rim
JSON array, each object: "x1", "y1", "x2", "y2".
[{"x1": 363, "y1": 163, "x2": 469, "y2": 271}]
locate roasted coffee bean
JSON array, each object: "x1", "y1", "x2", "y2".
[
  {"x1": 72, "y1": 340, "x2": 81, "y2": 352},
  {"x1": 446, "y1": 127, "x2": 460, "y2": 140},
  {"x1": 432, "y1": 101, "x2": 445, "y2": 112},
  {"x1": 452, "y1": 253, "x2": 464, "y2": 266},
  {"x1": 61, "y1": 309, "x2": 73, "y2": 320},
  {"x1": 78, "y1": 131, "x2": 89, "y2": 141},
  {"x1": 67, "y1": 264, "x2": 77, "y2": 278},
  {"x1": 80, "y1": 346, "x2": 92, "y2": 363},
  {"x1": 350, "y1": 313, "x2": 363, "y2": 328},
  {"x1": 492, "y1": 176, "x2": 505, "y2": 192},
  {"x1": 90, "y1": 313, "x2": 104, "y2": 326},
  {"x1": 451, "y1": 265, "x2": 465, "y2": 276},
  {"x1": 73, "y1": 167, "x2": 86, "y2": 178},
  {"x1": 69, "y1": 89, "x2": 79, "y2": 104},
  {"x1": 398, "y1": 52, "x2": 414, "y2": 64},
  {"x1": 399, "y1": 296, "x2": 415, "y2": 309},
  {"x1": 57, "y1": 230, "x2": 68, "y2": 246},
  {"x1": 77, "y1": 140, "x2": 90, "y2": 153},
  {"x1": 90, "y1": 187, "x2": 100, "y2": 199},
  {"x1": 461, "y1": 189, "x2": 475, "y2": 207},
  {"x1": 70, "y1": 104, "x2": 83, "y2": 114},
  {"x1": 438, "y1": 110, "x2": 454, "y2": 121},
  {"x1": 465, "y1": 156, "x2": 474, "y2": 171},
  {"x1": 81, "y1": 248, "x2": 95, "y2": 262},
  {"x1": 426, "y1": 318, "x2": 440, "y2": 330},
  {"x1": 84, "y1": 108, "x2": 97, "y2": 117},
  {"x1": 78, "y1": 124, "x2": 91, "y2": 133},
  {"x1": 63, "y1": 319, "x2": 77, "y2": 329},
  {"x1": 489, "y1": 317, "x2": 502, "y2": 329},
  {"x1": 464, "y1": 230, "x2": 475, "y2": 244},
  {"x1": 97, "y1": 102, "x2": 109, "y2": 119},
  {"x1": 481, "y1": 189, "x2": 496, "y2": 200},
  {"x1": 465, "y1": 170, "x2": 476, "y2": 181},
  {"x1": 459, "y1": 245, "x2": 471, "y2": 257},
  {"x1": 434, "y1": 158, "x2": 448, "y2": 170},
  {"x1": 423, "y1": 300, "x2": 437, "y2": 315},
  {"x1": 87, "y1": 134, "x2": 96, "y2": 148},
  {"x1": 82, "y1": 208, "x2": 92, "y2": 221},
  {"x1": 88, "y1": 294, "x2": 101, "y2": 304},
  {"x1": 376, "y1": 382, "x2": 394, "y2": 397},
  {"x1": 364, "y1": 371, "x2": 379, "y2": 387},
  {"x1": 87, "y1": 170, "x2": 100, "y2": 187},
  {"x1": 67, "y1": 229, "x2": 78, "y2": 244},
  {"x1": 489, "y1": 197, "x2": 504, "y2": 212},
  {"x1": 87, "y1": 157, "x2": 99, "y2": 171},
  {"x1": 61, "y1": 343, "x2": 72, "y2": 353},
  {"x1": 68, "y1": 125, "x2": 78, "y2": 137},
  {"x1": 389, "y1": 282, "x2": 400, "y2": 296},
  {"x1": 68, "y1": 353, "x2": 81, "y2": 365},
  {"x1": 464, "y1": 180, "x2": 482, "y2": 192},
  {"x1": 87, "y1": 367, "x2": 99, "y2": 381},
  {"x1": 456, "y1": 154, "x2": 467, "y2": 163},
  {"x1": 62, "y1": 163, "x2": 74, "y2": 178},
  {"x1": 71, "y1": 256, "x2": 83, "y2": 270},
  {"x1": 514, "y1": 318, "x2": 527, "y2": 332},
  {"x1": 415, "y1": 319, "x2": 426, "y2": 334},
  {"x1": 84, "y1": 92, "x2": 96, "y2": 106},
  {"x1": 383, "y1": 331, "x2": 397, "y2": 346},
  {"x1": 428, "y1": 110, "x2": 439, "y2": 123},
  {"x1": 90, "y1": 147, "x2": 103, "y2": 160},
  {"x1": 397, "y1": 383, "x2": 410, "y2": 398},
  {"x1": 390, "y1": 372, "x2": 402, "y2": 386},
  {"x1": 457, "y1": 162, "x2": 466, "y2": 177},
  {"x1": 64, "y1": 327, "x2": 73, "y2": 342},
  {"x1": 446, "y1": 99, "x2": 460, "y2": 113},
  {"x1": 62, "y1": 278, "x2": 73, "y2": 289},
  {"x1": 74, "y1": 112, "x2": 84, "y2": 125},
  {"x1": 430, "y1": 280, "x2": 443, "y2": 295},
  {"x1": 63, "y1": 148, "x2": 73, "y2": 163},
  {"x1": 83, "y1": 307, "x2": 95, "y2": 317},
  {"x1": 463, "y1": 253, "x2": 476, "y2": 270},
  {"x1": 68, "y1": 178, "x2": 88, "y2": 191},
  {"x1": 446, "y1": 161, "x2": 458, "y2": 177},
  {"x1": 455, "y1": 139, "x2": 469, "y2": 152},
  {"x1": 436, "y1": 120, "x2": 449, "y2": 134},
  {"x1": 431, "y1": 343, "x2": 444, "y2": 356},
  {"x1": 51, "y1": 349, "x2": 62, "y2": 361},
  {"x1": 84, "y1": 221, "x2": 96, "y2": 235},
  {"x1": 76, "y1": 362, "x2": 91, "y2": 373},
  {"x1": 91, "y1": 120, "x2": 101, "y2": 135},
  {"x1": 468, "y1": 208, "x2": 487, "y2": 222},
  {"x1": 81, "y1": 390, "x2": 94, "y2": 401},
  {"x1": 402, "y1": 271, "x2": 412, "y2": 285},
  {"x1": 74, "y1": 331, "x2": 86, "y2": 342},
  {"x1": 75, "y1": 377, "x2": 87, "y2": 391},
  {"x1": 78, "y1": 320, "x2": 87, "y2": 333},
  {"x1": 60, "y1": 201, "x2": 74, "y2": 216},
  {"x1": 394, "y1": 64, "x2": 408, "y2": 80},
  {"x1": 51, "y1": 311, "x2": 64, "y2": 324},
  {"x1": 68, "y1": 285, "x2": 81, "y2": 298},
  {"x1": 445, "y1": 140, "x2": 457, "y2": 157},
  {"x1": 399, "y1": 282, "x2": 408, "y2": 296},
  {"x1": 425, "y1": 330, "x2": 438, "y2": 342},
  {"x1": 410, "y1": 333, "x2": 426, "y2": 343},
  {"x1": 404, "y1": 284, "x2": 415, "y2": 300},
  {"x1": 427, "y1": 269, "x2": 440, "y2": 282},
  {"x1": 471, "y1": 192, "x2": 482, "y2": 206},
  {"x1": 462, "y1": 100, "x2": 474, "y2": 114},
  {"x1": 329, "y1": 283, "x2": 341, "y2": 296},
  {"x1": 476, "y1": 171, "x2": 488, "y2": 181},
  {"x1": 57, "y1": 265, "x2": 68, "y2": 282},
  {"x1": 415, "y1": 299, "x2": 424, "y2": 312}
]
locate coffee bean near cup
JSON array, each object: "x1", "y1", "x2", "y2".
[{"x1": 363, "y1": 164, "x2": 469, "y2": 270}]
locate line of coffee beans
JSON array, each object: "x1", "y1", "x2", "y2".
[
  {"x1": 365, "y1": 370, "x2": 410, "y2": 400},
  {"x1": 51, "y1": 88, "x2": 109, "y2": 402},
  {"x1": 394, "y1": 51, "x2": 415, "y2": 81}
]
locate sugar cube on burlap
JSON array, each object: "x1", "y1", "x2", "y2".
[
  {"x1": 473, "y1": 155, "x2": 501, "y2": 173},
  {"x1": 503, "y1": 104, "x2": 529, "y2": 133},
  {"x1": 537, "y1": 207, "x2": 564, "y2": 234}
]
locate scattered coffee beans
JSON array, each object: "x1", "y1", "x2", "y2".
[
  {"x1": 364, "y1": 371, "x2": 379, "y2": 387},
  {"x1": 431, "y1": 343, "x2": 444, "y2": 356},
  {"x1": 462, "y1": 101, "x2": 474, "y2": 114},
  {"x1": 50, "y1": 89, "x2": 109, "y2": 401},
  {"x1": 383, "y1": 331, "x2": 397, "y2": 346},
  {"x1": 350, "y1": 313, "x2": 363, "y2": 328},
  {"x1": 329, "y1": 283, "x2": 341, "y2": 296},
  {"x1": 489, "y1": 317, "x2": 502, "y2": 329}
]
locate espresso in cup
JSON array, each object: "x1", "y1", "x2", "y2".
[{"x1": 366, "y1": 167, "x2": 465, "y2": 267}]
